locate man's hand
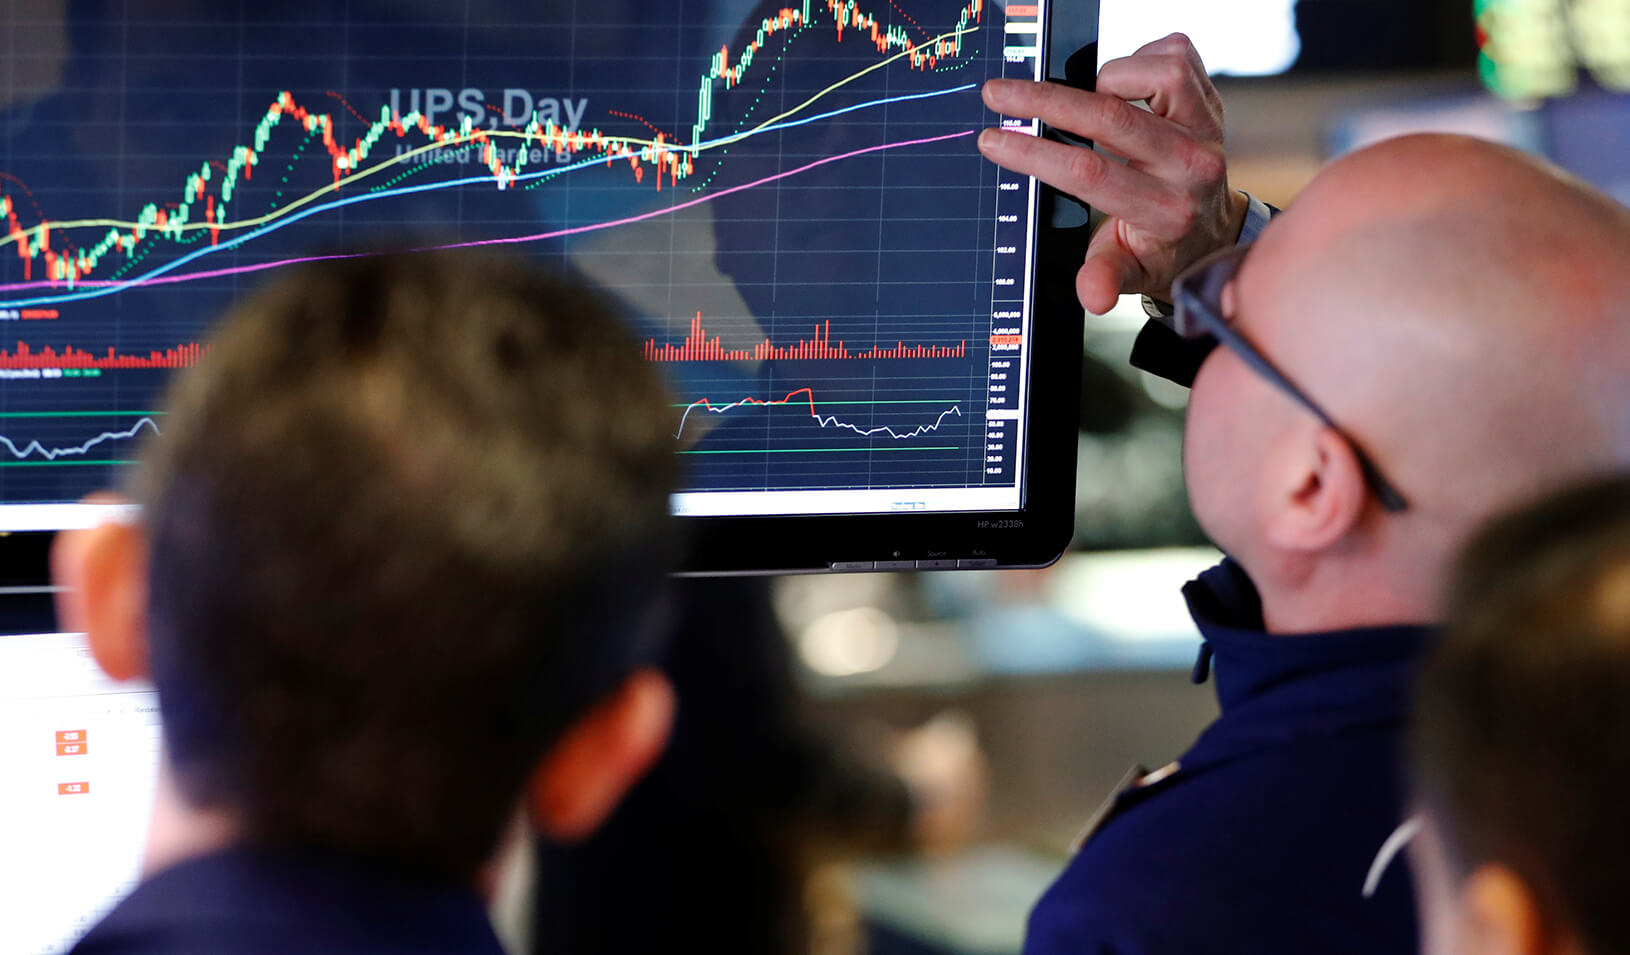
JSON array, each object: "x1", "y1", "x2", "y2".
[{"x1": 977, "y1": 33, "x2": 1248, "y2": 314}]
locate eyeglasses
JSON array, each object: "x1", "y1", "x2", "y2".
[{"x1": 1171, "y1": 245, "x2": 1410, "y2": 513}]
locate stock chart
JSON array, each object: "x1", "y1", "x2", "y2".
[{"x1": 0, "y1": 0, "x2": 1041, "y2": 518}]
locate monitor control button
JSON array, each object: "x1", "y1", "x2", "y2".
[
  {"x1": 830, "y1": 561, "x2": 875, "y2": 572},
  {"x1": 958, "y1": 558, "x2": 999, "y2": 569},
  {"x1": 874, "y1": 560, "x2": 915, "y2": 571},
  {"x1": 916, "y1": 559, "x2": 957, "y2": 570}
]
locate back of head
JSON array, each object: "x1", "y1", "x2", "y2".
[
  {"x1": 1412, "y1": 474, "x2": 1630, "y2": 954},
  {"x1": 1273, "y1": 136, "x2": 1630, "y2": 524},
  {"x1": 136, "y1": 251, "x2": 677, "y2": 880}
]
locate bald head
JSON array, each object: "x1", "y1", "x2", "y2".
[{"x1": 1187, "y1": 134, "x2": 1630, "y2": 629}]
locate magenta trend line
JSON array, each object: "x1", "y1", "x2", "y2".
[{"x1": 0, "y1": 130, "x2": 976, "y2": 294}]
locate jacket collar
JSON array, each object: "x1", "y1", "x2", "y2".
[
  {"x1": 1180, "y1": 559, "x2": 1434, "y2": 770},
  {"x1": 80, "y1": 846, "x2": 506, "y2": 953}
]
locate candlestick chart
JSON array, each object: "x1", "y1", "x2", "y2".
[{"x1": 0, "y1": 0, "x2": 1041, "y2": 518}]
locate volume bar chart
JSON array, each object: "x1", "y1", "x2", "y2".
[
  {"x1": 0, "y1": 343, "x2": 209, "y2": 370},
  {"x1": 645, "y1": 314, "x2": 966, "y2": 362}
]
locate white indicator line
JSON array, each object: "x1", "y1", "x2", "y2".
[{"x1": 0, "y1": 417, "x2": 159, "y2": 460}]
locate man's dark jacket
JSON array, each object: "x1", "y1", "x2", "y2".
[
  {"x1": 70, "y1": 848, "x2": 506, "y2": 955},
  {"x1": 1025, "y1": 558, "x2": 1427, "y2": 954}
]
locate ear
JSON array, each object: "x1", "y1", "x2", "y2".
[
  {"x1": 1460, "y1": 864, "x2": 1557, "y2": 955},
  {"x1": 1263, "y1": 426, "x2": 1368, "y2": 555},
  {"x1": 525, "y1": 668, "x2": 675, "y2": 842},
  {"x1": 51, "y1": 505, "x2": 149, "y2": 683}
]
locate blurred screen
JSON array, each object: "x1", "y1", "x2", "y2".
[{"x1": 0, "y1": 633, "x2": 160, "y2": 955}]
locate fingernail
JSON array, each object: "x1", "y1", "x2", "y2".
[
  {"x1": 977, "y1": 128, "x2": 1002, "y2": 152},
  {"x1": 981, "y1": 79, "x2": 1008, "y2": 105}
]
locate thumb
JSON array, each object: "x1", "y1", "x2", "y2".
[{"x1": 1076, "y1": 220, "x2": 1143, "y2": 314}]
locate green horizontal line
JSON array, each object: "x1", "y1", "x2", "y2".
[
  {"x1": 0, "y1": 459, "x2": 135, "y2": 467},
  {"x1": 0, "y1": 411, "x2": 164, "y2": 419},
  {"x1": 671, "y1": 399, "x2": 961, "y2": 408},
  {"x1": 680, "y1": 446, "x2": 959, "y2": 455}
]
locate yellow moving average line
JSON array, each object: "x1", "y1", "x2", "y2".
[{"x1": 0, "y1": 25, "x2": 978, "y2": 254}]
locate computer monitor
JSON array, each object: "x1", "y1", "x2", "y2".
[
  {"x1": 0, "y1": 632, "x2": 160, "y2": 955},
  {"x1": 0, "y1": 0, "x2": 1093, "y2": 572}
]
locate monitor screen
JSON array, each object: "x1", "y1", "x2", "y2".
[
  {"x1": 0, "y1": 633, "x2": 160, "y2": 955},
  {"x1": 0, "y1": 0, "x2": 1046, "y2": 531}
]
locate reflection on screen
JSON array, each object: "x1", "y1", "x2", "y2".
[
  {"x1": 0, "y1": 634, "x2": 160, "y2": 955},
  {"x1": 0, "y1": 0, "x2": 1044, "y2": 528}
]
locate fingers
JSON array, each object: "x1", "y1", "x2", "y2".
[
  {"x1": 1134, "y1": 32, "x2": 1210, "y2": 76},
  {"x1": 1095, "y1": 53, "x2": 1223, "y2": 137},
  {"x1": 976, "y1": 127, "x2": 1191, "y2": 233},
  {"x1": 1076, "y1": 219, "x2": 1143, "y2": 314},
  {"x1": 982, "y1": 78, "x2": 1191, "y2": 167},
  {"x1": 978, "y1": 31, "x2": 1235, "y2": 310}
]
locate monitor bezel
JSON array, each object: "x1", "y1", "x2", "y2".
[{"x1": 0, "y1": 0, "x2": 1098, "y2": 580}]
